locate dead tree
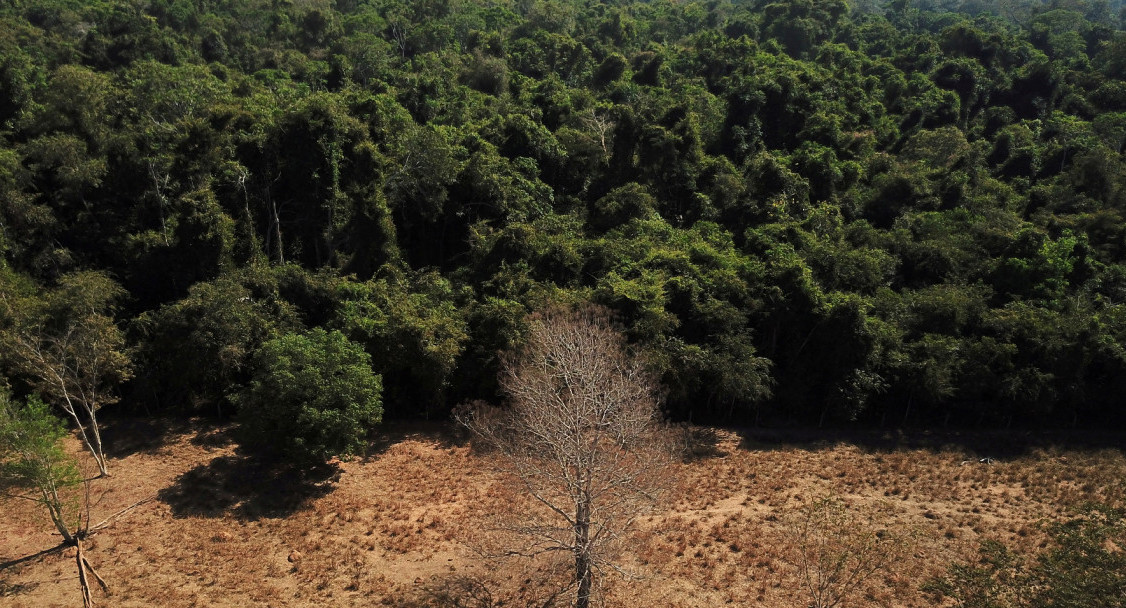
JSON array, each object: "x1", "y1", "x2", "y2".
[{"x1": 460, "y1": 304, "x2": 676, "y2": 608}]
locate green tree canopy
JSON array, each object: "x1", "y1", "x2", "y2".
[{"x1": 235, "y1": 328, "x2": 382, "y2": 465}]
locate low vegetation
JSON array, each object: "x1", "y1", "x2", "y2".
[{"x1": 3, "y1": 422, "x2": 1124, "y2": 607}]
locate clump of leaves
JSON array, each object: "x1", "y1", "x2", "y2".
[
  {"x1": 235, "y1": 328, "x2": 382, "y2": 466},
  {"x1": 922, "y1": 539, "x2": 1025, "y2": 608},
  {"x1": 0, "y1": 389, "x2": 82, "y2": 544}
]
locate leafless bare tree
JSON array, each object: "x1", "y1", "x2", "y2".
[
  {"x1": 459, "y1": 304, "x2": 676, "y2": 608},
  {"x1": 583, "y1": 109, "x2": 615, "y2": 156}
]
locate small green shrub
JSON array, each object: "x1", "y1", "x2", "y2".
[
  {"x1": 925, "y1": 504, "x2": 1126, "y2": 608},
  {"x1": 235, "y1": 328, "x2": 382, "y2": 465}
]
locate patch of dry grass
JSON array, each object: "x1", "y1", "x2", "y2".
[{"x1": 1, "y1": 421, "x2": 1123, "y2": 607}]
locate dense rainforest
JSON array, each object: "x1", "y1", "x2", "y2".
[{"x1": 3, "y1": 0, "x2": 1126, "y2": 430}]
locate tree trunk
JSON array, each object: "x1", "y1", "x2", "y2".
[
  {"x1": 35, "y1": 347, "x2": 109, "y2": 477},
  {"x1": 43, "y1": 486, "x2": 75, "y2": 545},
  {"x1": 268, "y1": 194, "x2": 285, "y2": 265},
  {"x1": 60, "y1": 397, "x2": 108, "y2": 477},
  {"x1": 574, "y1": 499, "x2": 592, "y2": 608},
  {"x1": 86, "y1": 405, "x2": 108, "y2": 477},
  {"x1": 75, "y1": 539, "x2": 108, "y2": 608},
  {"x1": 575, "y1": 551, "x2": 592, "y2": 608}
]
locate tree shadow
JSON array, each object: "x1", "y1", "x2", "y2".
[
  {"x1": 677, "y1": 424, "x2": 728, "y2": 462},
  {"x1": 157, "y1": 454, "x2": 339, "y2": 520},
  {"x1": 158, "y1": 419, "x2": 471, "y2": 521},
  {"x1": 188, "y1": 424, "x2": 236, "y2": 449},
  {"x1": 386, "y1": 572, "x2": 569, "y2": 608},
  {"x1": 0, "y1": 544, "x2": 66, "y2": 601},
  {"x1": 735, "y1": 426, "x2": 1126, "y2": 459},
  {"x1": 99, "y1": 415, "x2": 196, "y2": 458},
  {"x1": 0, "y1": 543, "x2": 66, "y2": 574},
  {"x1": 0, "y1": 580, "x2": 37, "y2": 597},
  {"x1": 100, "y1": 414, "x2": 240, "y2": 458},
  {"x1": 362, "y1": 419, "x2": 472, "y2": 460}
]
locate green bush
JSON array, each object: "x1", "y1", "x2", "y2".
[
  {"x1": 1033, "y1": 504, "x2": 1126, "y2": 608},
  {"x1": 925, "y1": 504, "x2": 1126, "y2": 608},
  {"x1": 235, "y1": 329, "x2": 382, "y2": 465}
]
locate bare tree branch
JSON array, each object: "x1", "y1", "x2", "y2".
[
  {"x1": 6, "y1": 284, "x2": 131, "y2": 478},
  {"x1": 459, "y1": 304, "x2": 677, "y2": 608}
]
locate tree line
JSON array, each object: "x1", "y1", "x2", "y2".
[{"x1": 3, "y1": 0, "x2": 1126, "y2": 430}]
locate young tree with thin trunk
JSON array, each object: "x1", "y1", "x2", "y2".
[
  {"x1": 0, "y1": 389, "x2": 108, "y2": 607},
  {"x1": 459, "y1": 304, "x2": 676, "y2": 608},
  {"x1": 2, "y1": 271, "x2": 132, "y2": 477},
  {"x1": 782, "y1": 497, "x2": 910, "y2": 608},
  {"x1": 0, "y1": 390, "x2": 82, "y2": 544}
]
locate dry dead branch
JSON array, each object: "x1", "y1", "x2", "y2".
[{"x1": 459, "y1": 304, "x2": 677, "y2": 608}]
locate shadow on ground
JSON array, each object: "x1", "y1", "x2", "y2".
[
  {"x1": 677, "y1": 425, "x2": 728, "y2": 462},
  {"x1": 158, "y1": 454, "x2": 339, "y2": 520},
  {"x1": 158, "y1": 420, "x2": 466, "y2": 521},
  {"x1": 362, "y1": 419, "x2": 471, "y2": 460},
  {"x1": 101, "y1": 414, "x2": 239, "y2": 458},
  {"x1": 99, "y1": 415, "x2": 197, "y2": 458},
  {"x1": 188, "y1": 424, "x2": 237, "y2": 449},
  {"x1": 735, "y1": 426, "x2": 1126, "y2": 460},
  {"x1": 0, "y1": 544, "x2": 66, "y2": 575},
  {"x1": 0, "y1": 580, "x2": 38, "y2": 597}
]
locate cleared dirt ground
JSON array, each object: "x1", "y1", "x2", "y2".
[{"x1": 2, "y1": 419, "x2": 1124, "y2": 607}]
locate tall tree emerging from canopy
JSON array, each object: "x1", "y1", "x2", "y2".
[{"x1": 459, "y1": 304, "x2": 676, "y2": 608}]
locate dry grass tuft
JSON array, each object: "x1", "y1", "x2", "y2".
[{"x1": 1, "y1": 422, "x2": 1123, "y2": 607}]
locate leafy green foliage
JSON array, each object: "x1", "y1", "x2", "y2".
[
  {"x1": 332, "y1": 270, "x2": 468, "y2": 418},
  {"x1": 922, "y1": 539, "x2": 1024, "y2": 608},
  {"x1": 134, "y1": 267, "x2": 299, "y2": 414},
  {"x1": 925, "y1": 505, "x2": 1126, "y2": 608},
  {"x1": 235, "y1": 328, "x2": 382, "y2": 465},
  {"x1": 1033, "y1": 505, "x2": 1126, "y2": 608},
  {"x1": 0, "y1": 389, "x2": 82, "y2": 543},
  {"x1": 1, "y1": 0, "x2": 1126, "y2": 427}
]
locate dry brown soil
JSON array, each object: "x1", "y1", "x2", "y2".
[{"x1": 2, "y1": 420, "x2": 1123, "y2": 607}]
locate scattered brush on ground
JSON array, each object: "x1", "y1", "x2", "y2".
[{"x1": 1, "y1": 420, "x2": 1123, "y2": 607}]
